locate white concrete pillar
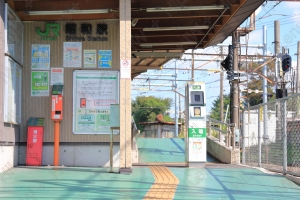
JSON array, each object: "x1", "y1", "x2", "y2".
[{"x1": 119, "y1": 0, "x2": 132, "y2": 173}]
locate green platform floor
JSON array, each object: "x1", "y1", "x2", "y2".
[
  {"x1": 1, "y1": 166, "x2": 300, "y2": 200},
  {"x1": 1, "y1": 138, "x2": 300, "y2": 199},
  {"x1": 136, "y1": 138, "x2": 216, "y2": 163},
  {"x1": 172, "y1": 166, "x2": 300, "y2": 200},
  {"x1": 0, "y1": 166, "x2": 154, "y2": 200}
]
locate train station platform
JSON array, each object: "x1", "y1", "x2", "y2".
[
  {"x1": 1, "y1": 165, "x2": 300, "y2": 199},
  {"x1": 1, "y1": 138, "x2": 300, "y2": 199},
  {"x1": 135, "y1": 138, "x2": 217, "y2": 165}
]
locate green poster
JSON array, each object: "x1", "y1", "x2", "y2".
[
  {"x1": 31, "y1": 71, "x2": 49, "y2": 96},
  {"x1": 188, "y1": 128, "x2": 206, "y2": 138},
  {"x1": 95, "y1": 113, "x2": 110, "y2": 131}
]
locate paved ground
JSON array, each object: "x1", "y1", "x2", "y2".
[
  {"x1": 1, "y1": 138, "x2": 300, "y2": 199},
  {"x1": 136, "y1": 138, "x2": 216, "y2": 163},
  {"x1": 0, "y1": 166, "x2": 154, "y2": 200},
  {"x1": 1, "y1": 165, "x2": 300, "y2": 200}
]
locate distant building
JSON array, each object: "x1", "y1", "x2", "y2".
[{"x1": 139, "y1": 114, "x2": 181, "y2": 138}]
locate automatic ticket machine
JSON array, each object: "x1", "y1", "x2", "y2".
[
  {"x1": 51, "y1": 85, "x2": 63, "y2": 121},
  {"x1": 51, "y1": 85, "x2": 63, "y2": 166},
  {"x1": 185, "y1": 82, "x2": 206, "y2": 167}
]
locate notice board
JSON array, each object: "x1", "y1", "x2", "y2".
[{"x1": 73, "y1": 70, "x2": 119, "y2": 134}]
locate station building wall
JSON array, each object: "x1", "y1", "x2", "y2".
[
  {"x1": 15, "y1": 20, "x2": 122, "y2": 167},
  {"x1": 21, "y1": 20, "x2": 121, "y2": 143}
]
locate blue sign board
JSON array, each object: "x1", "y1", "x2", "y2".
[{"x1": 98, "y1": 50, "x2": 112, "y2": 68}]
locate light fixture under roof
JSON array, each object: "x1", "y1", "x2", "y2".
[
  {"x1": 27, "y1": 9, "x2": 110, "y2": 15},
  {"x1": 140, "y1": 42, "x2": 197, "y2": 47},
  {"x1": 143, "y1": 26, "x2": 209, "y2": 31},
  {"x1": 146, "y1": 5, "x2": 225, "y2": 12}
]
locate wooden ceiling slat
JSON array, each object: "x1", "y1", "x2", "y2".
[
  {"x1": 132, "y1": 45, "x2": 207, "y2": 51},
  {"x1": 132, "y1": 10, "x2": 231, "y2": 20},
  {"x1": 132, "y1": 30, "x2": 211, "y2": 37},
  {"x1": 203, "y1": 0, "x2": 247, "y2": 48},
  {"x1": 6, "y1": 0, "x2": 14, "y2": 9},
  {"x1": 132, "y1": 18, "x2": 220, "y2": 29},
  {"x1": 132, "y1": 0, "x2": 224, "y2": 8},
  {"x1": 132, "y1": 36, "x2": 200, "y2": 44},
  {"x1": 17, "y1": 12, "x2": 119, "y2": 21},
  {"x1": 14, "y1": 0, "x2": 119, "y2": 11}
]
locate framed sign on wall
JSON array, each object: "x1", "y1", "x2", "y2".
[{"x1": 73, "y1": 70, "x2": 119, "y2": 134}]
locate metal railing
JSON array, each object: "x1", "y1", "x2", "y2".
[
  {"x1": 207, "y1": 117, "x2": 237, "y2": 149},
  {"x1": 242, "y1": 93, "x2": 300, "y2": 176}
]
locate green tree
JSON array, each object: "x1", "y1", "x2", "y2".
[
  {"x1": 132, "y1": 96, "x2": 172, "y2": 132},
  {"x1": 241, "y1": 60, "x2": 276, "y2": 107},
  {"x1": 210, "y1": 94, "x2": 230, "y2": 121}
]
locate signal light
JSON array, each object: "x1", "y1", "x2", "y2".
[
  {"x1": 221, "y1": 45, "x2": 233, "y2": 73},
  {"x1": 281, "y1": 54, "x2": 291, "y2": 73}
]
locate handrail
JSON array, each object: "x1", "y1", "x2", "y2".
[
  {"x1": 207, "y1": 116, "x2": 236, "y2": 148},
  {"x1": 207, "y1": 117, "x2": 235, "y2": 127},
  {"x1": 211, "y1": 126, "x2": 228, "y2": 134}
]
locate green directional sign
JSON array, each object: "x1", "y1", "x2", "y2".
[
  {"x1": 192, "y1": 85, "x2": 201, "y2": 90},
  {"x1": 188, "y1": 128, "x2": 206, "y2": 138}
]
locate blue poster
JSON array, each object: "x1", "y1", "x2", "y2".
[
  {"x1": 98, "y1": 50, "x2": 112, "y2": 68},
  {"x1": 31, "y1": 44, "x2": 50, "y2": 70}
]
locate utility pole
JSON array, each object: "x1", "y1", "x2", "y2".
[
  {"x1": 231, "y1": 31, "x2": 240, "y2": 148},
  {"x1": 220, "y1": 47, "x2": 224, "y2": 123},
  {"x1": 297, "y1": 41, "x2": 300, "y2": 93},
  {"x1": 179, "y1": 95, "x2": 182, "y2": 123},
  {"x1": 220, "y1": 47, "x2": 224, "y2": 143},
  {"x1": 262, "y1": 25, "x2": 269, "y2": 145},
  {"x1": 192, "y1": 49, "x2": 195, "y2": 82},
  {"x1": 275, "y1": 20, "x2": 281, "y2": 96},
  {"x1": 175, "y1": 60, "x2": 178, "y2": 137},
  {"x1": 274, "y1": 20, "x2": 281, "y2": 142}
]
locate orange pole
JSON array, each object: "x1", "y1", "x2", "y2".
[{"x1": 54, "y1": 121, "x2": 60, "y2": 166}]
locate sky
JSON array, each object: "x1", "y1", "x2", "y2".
[{"x1": 131, "y1": 1, "x2": 300, "y2": 118}]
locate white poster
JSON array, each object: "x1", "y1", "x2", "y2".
[
  {"x1": 50, "y1": 68, "x2": 64, "y2": 85},
  {"x1": 83, "y1": 50, "x2": 97, "y2": 68},
  {"x1": 188, "y1": 138, "x2": 206, "y2": 162},
  {"x1": 73, "y1": 70, "x2": 119, "y2": 134},
  {"x1": 120, "y1": 59, "x2": 131, "y2": 79},
  {"x1": 63, "y1": 42, "x2": 82, "y2": 68},
  {"x1": 31, "y1": 44, "x2": 50, "y2": 70}
]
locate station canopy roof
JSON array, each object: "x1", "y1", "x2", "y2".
[{"x1": 10, "y1": 0, "x2": 265, "y2": 78}]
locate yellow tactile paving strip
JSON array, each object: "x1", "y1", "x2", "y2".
[{"x1": 144, "y1": 166, "x2": 179, "y2": 200}]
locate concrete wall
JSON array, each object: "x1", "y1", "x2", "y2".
[
  {"x1": 207, "y1": 136, "x2": 240, "y2": 164},
  {"x1": 18, "y1": 143, "x2": 120, "y2": 167},
  {"x1": 0, "y1": 145, "x2": 18, "y2": 173}
]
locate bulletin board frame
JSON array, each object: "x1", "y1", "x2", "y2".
[{"x1": 72, "y1": 70, "x2": 119, "y2": 134}]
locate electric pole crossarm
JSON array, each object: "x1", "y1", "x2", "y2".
[
  {"x1": 252, "y1": 72, "x2": 275, "y2": 84},
  {"x1": 253, "y1": 57, "x2": 276, "y2": 72},
  {"x1": 195, "y1": 57, "x2": 220, "y2": 70},
  {"x1": 173, "y1": 90, "x2": 185, "y2": 98}
]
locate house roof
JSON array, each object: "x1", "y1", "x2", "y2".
[{"x1": 139, "y1": 114, "x2": 182, "y2": 125}]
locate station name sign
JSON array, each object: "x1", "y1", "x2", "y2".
[{"x1": 36, "y1": 23, "x2": 108, "y2": 41}]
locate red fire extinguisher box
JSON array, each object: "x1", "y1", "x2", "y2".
[{"x1": 26, "y1": 118, "x2": 45, "y2": 166}]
